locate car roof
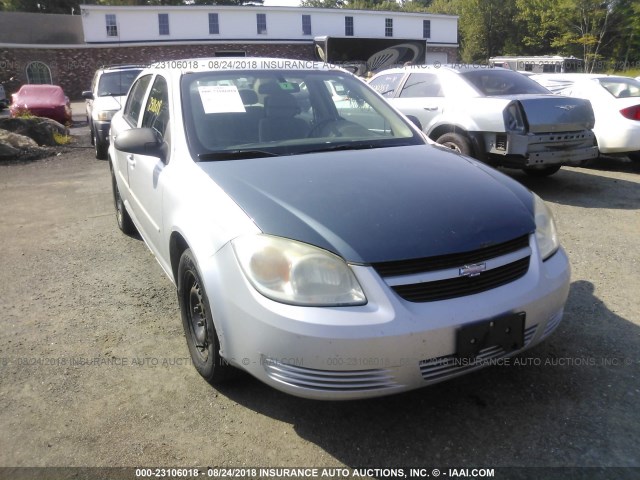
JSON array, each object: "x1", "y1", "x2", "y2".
[
  {"x1": 20, "y1": 84, "x2": 64, "y2": 91},
  {"x1": 373, "y1": 64, "x2": 509, "y2": 76},
  {"x1": 98, "y1": 64, "x2": 146, "y2": 72},
  {"x1": 16, "y1": 84, "x2": 66, "y2": 101},
  {"x1": 534, "y1": 73, "x2": 634, "y2": 82}
]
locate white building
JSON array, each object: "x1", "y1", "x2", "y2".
[{"x1": 79, "y1": 5, "x2": 458, "y2": 67}]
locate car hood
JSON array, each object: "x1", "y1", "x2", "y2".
[
  {"x1": 505, "y1": 94, "x2": 594, "y2": 133},
  {"x1": 94, "y1": 95, "x2": 126, "y2": 111},
  {"x1": 198, "y1": 145, "x2": 535, "y2": 264}
]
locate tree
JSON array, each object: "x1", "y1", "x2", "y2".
[
  {"x1": 299, "y1": 0, "x2": 343, "y2": 6},
  {"x1": 551, "y1": 0, "x2": 617, "y2": 72},
  {"x1": 429, "y1": 0, "x2": 517, "y2": 63},
  {"x1": 514, "y1": 0, "x2": 562, "y2": 55},
  {"x1": 1, "y1": 0, "x2": 81, "y2": 13},
  {"x1": 605, "y1": 0, "x2": 640, "y2": 70}
]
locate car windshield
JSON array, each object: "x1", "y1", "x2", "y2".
[
  {"x1": 461, "y1": 69, "x2": 551, "y2": 96},
  {"x1": 181, "y1": 69, "x2": 422, "y2": 159},
  {"x1": 597, "y1": 78, "x2": 640, "y2": 98},
  {"x1": 98, "y1": 70, "x2": 143, "y2": 97}
]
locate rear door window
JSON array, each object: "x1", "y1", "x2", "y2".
[
  {"x1": 399, "y1": 73, "x2": 443, "y2": 98},
  {"x1": 123, "y1": 74, "x2": 152, "y2": 127},
  {"x1": 369, "y1": 73, "x2": 404, "y2": 98},
  {"x1": 142, "y1": 75, "x2": 170, "y2": 140}
]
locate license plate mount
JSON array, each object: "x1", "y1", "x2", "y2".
[{"x1": 456, "y1": 312, "x2": 525, "y2": 359}]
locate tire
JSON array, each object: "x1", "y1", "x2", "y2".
[
  {"x1": 523, "y1": 166, "x2": 561, "y2": 177},
  {"x1": 628, "y1": 151, "x2": 640, "y2": 162},
  {"x1": 93, "y1": 124, "x2": 108, "y2": 160},
  {"x1": 177, "y1": 249, "x2": 236, "y2": 385},
  {"x1": 435, "y1": 132, "x2": 473, "y2": 156},
  {"x1": 88, "y1": 118, "x2": 94, "y2": 145},
  {"x1": 110, "y1": 167, "x2": 137, "y2": 235}
]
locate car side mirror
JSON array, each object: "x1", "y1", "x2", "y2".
[
  {"x1": 81, "y1": 90, "x2": 94, "y2": 100},
  {"x1": 115, "y1": 128, "x2": 167, "y2": 162}
]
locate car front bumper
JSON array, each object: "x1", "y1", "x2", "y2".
[
  {"x1": 201, "y1": 235, "x2": 570, "y2": 400},
  {"x1": 93, "y1": 120, "x2": 111, "y2": 144}
]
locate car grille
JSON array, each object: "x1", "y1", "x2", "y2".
[
  {"x1": 371, "y1": 235, "x2": 531, "y2": 303},
  {"x1": 372, "y1": 235, "x2": 529, "y2": 277},
  {"x1": 392, "y1": 257, "x2": 530, "y2": 302},
  {"x1": 263, "y1": 359, "x2": 398, "y2": 392},
  {"x1": 419, "y1": 324, "x2": 538, "y2": 381}
]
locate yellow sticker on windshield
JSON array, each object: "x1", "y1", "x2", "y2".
[{"x1": 148, "y1": 97, "x2": 163, "y2": 115}]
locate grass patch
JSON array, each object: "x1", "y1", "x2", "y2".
[
  {"x1": 53, "y1": 131, "x2": 72, "y2": 145},
  {"x1": 610, "y1": 68, "x2": 640, "y2": 78}
]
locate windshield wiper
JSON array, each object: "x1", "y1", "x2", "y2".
[
  {"x1": 300, "y1": 143, "x2": 380, "y2": 154},
  {"x1": 198, "y1": 149, "x2": 280, "y2": 161}
]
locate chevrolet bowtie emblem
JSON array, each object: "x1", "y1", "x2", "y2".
[{"x1": 459, "y1": 263, "x2": 487, "y2": 277}]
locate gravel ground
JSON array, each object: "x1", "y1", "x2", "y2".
[{"x1": 0, "y1": 116, "x2": 638, "y2": 480}]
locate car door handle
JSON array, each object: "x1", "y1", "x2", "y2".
[
  {"x1": 127, "y1": 155, "x2": 136, "y2": 167},
  {"x1": 423, "y1": 106, "x2": 439, "y2": 111}
]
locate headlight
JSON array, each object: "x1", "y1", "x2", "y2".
[
  {"x1": 95, "y1": 110, "x2": 117, "y2": 122},
  {"x1": 533, "y1": 194, "x2": 560, "y2": 260},
  {"x1": 232, "y1": 235, "x2": 367, "y2": 307}
]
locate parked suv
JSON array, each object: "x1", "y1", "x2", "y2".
[
  {"x1": 369, "y1": 65, "x2": 598, "y2": 176},
  {"x1": 82, "y1": 65, "x2": 143, "y2": 159}
]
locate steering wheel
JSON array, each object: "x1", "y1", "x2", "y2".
[{"x1": 307, "y1": 118, "x2": 342, "y2": 138}]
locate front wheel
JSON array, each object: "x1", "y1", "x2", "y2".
[
  {"x1": 523, "y1": 166, "x2": 561, "y2": 177},
  {"x1": 110, "y1": 167, "x2": 136, "y2": 235},
  {"x1": 177, "y1": 249, "x2": 236, "y2": 385},
  {"x1": 435, "y1": 132, "x2": 473, "y2": 156},
  {"x1": 93, "y1": 124, "x2": 108, "y2": 160}
]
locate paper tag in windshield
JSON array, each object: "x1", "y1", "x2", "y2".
[{"x1": 198, "y1": 85, "x2": 246, "y2": 114}]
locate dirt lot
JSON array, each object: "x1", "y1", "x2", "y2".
[{"x1": 0, "y1": 115, "x2": 639, "y2": 480}]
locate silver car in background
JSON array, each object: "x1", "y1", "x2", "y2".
[{"x1": 369, "y1": 65, "x2": 598, "y2": 176}]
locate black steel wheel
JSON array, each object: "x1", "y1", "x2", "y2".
[{"x1": 177, "y1": 249, "x2": 235, "y2": 385}]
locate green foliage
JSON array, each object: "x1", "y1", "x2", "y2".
[
  {"x1": 1, "y1": 0, "x2": 80, "y2": 13},
  {"x1": 427, "y1": 0, "x2": 638, "y2": 71},
  {"x1": 13, "y1": 107, "x2": 35, "y2": 119},
  {"x1": 53, "y1": 131, "x2": 72, "y2": 145},
  {"x1": 515, "y1": 0, "x2": 561, "y2": 55}
]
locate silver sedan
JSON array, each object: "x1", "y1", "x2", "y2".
[{"x1": 108, "y1": 58, "x2": 570, "y2": 400}]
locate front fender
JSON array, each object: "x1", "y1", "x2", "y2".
[{"x1": 161, "y1": 155, "x2": 260, "y2": 285}]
